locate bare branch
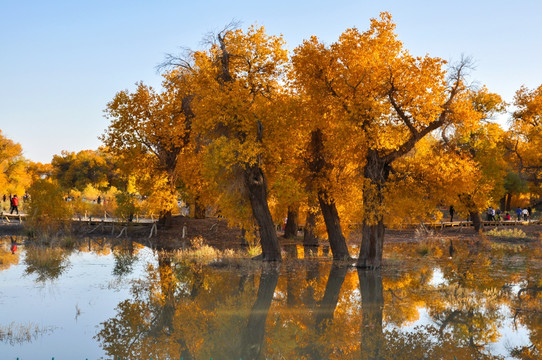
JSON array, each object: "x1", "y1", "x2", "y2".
[
  {"x1": 201, "y1": 20, "x2": 242, "y2": 47},
  {"x1": 156, "y1": 47, "x2": 195, "y2": 73}
]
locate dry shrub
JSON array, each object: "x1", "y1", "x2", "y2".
[{"x1": 174, "y1": 236, "x2": 249, "y2": 264}]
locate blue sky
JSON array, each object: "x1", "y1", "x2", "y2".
[{"x1": 1, "y1": 0, "x2": 541, "y2": 163}]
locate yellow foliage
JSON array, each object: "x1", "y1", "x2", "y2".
[
  {"x1": 26, "y1": 179, "x2": 72, "y2": 233},
  {"x1": 0, "y1": 130, "x2": 33, "y2": 197}
]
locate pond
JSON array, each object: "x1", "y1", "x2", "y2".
[{"x1": 0, "y1": 236, "x2": 541, "y2": 359}]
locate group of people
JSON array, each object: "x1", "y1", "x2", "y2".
[
  {"x1": 2, "y1": 194, "x2": 20, "y2": 214},
  {"x1": 515, "y1": 206, "x2": 532, "y2": 221},
  {"x1": 487, "y1": 206, "x2": 532, "y2": 221},
  {"x1": 449, "y1": 204, "x2": 534, "y2": 222}
]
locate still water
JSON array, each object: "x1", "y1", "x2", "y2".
[{"x1": 0, "y1": 236, "x2": 540, "y2": 359}]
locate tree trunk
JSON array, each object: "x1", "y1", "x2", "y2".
[
  {"x1": 158, "y1": 209, "x2": 172, "y2": 228},
  {"x1": 499, "y1": 196, "x2": 506, "y2": 212},
  {"x1": 283, "y1": 205, "x2": 299, "y2": 239},
  {"x1": 245, "y1": 164, "x2": 282, "y2": 261},
  {"x1": 193, "y1": 195, "x2": 206, "y2": 219},
  {"x1": 306, "y1": 129, "x2": 349, "y2": 259},
  {"x1": 240, "y1": 266, "x2": 279, "y2": 360},
  {"x1": 318, "y1": 190, "x2": 351, "y2": 260},
  {"x1": 303, "y1": 196, "x2": 320, "y2": 247},
  {"x1": 357, "y1": 220, "x2": 385, "y2": 269},
  {"x1": 470, "y1": 211, "x2": 483, "y2": 233},
  {"x1": 505, "y1": 193, "x2": 512, "y2": 212},
  {"x1": 358, "y1": 269, "x2": 384, "y2": 360},
  {"x1": 357, "y1": 152, "x2": 390, "y2": 269}
]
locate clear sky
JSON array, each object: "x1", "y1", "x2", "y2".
[{"x1": 1, "y1": 0, "x2": 541, "y2": 163}]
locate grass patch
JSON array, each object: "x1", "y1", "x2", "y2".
[
  {"x1": 486, "y1": 228, "x2": 527, "y2": 239},
  {"x1": 173, "y1": 236, "x2": 252, "y2": 264}
]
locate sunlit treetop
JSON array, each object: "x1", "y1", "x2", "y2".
[
  {"x1": 290, "y1": 12, "x2": 477, "y2": 174},
  {"x1": 513, "y1": 84, "x2": 542, "y2": 127}
]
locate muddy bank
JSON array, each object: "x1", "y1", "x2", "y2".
[{"x1": 0, "y1": 223, "x2": 24, "y2": 236}]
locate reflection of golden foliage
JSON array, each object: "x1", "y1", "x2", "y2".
[
  {"x1": 0, "y1": 244, "x2": 19, "y2": 271},
  {"x1": 24, "y1": 246, "x2": 70, "y2": 282}
]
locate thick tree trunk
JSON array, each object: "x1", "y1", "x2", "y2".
[
  {"x1": 318, "y1": 190, "x2": 351, "y2": 260},
  {"x1": 303, "y1": 196, "x2": 320, "y2": 247},
  {"x1": 357, "y1": 220, "x2": 385, "y2": 269},
  {"x1": 283, "y1": 205, "x2": 299, "y2": 239},
  {"x1": 357, "y1": 152, "x2": 390, "y2": 269},
  {"x1": 306, "y1": 129, "x2": 349, "y2": 259},
  {"x1": 470, "y1": 211, "x2": 483, "y2": 233},
  {"x1": 245, "y1": 164, "x2": 282, "y2": 261},
  {"x1": 358, "y1": 269, "x2": 384, "y2": 360},
  {"x1": 240, "y1": 266, "x2": 279, "y2": 360}
]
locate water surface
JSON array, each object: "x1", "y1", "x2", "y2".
[{"x1": 1, "y1": 237, "x2": 541, "y2": 359}]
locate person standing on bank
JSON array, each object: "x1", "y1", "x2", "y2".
[
  {"x1": 10, "y1": 194, "x2": 19, "y2": 214},
  {"x1": 449, "y1": 205, "x2": 455, "y2": 222}
]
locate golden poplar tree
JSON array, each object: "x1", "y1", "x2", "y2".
[
  {"x1": 186, "y1": 25, "x2": 290, "y2": 260},
  {"x1": 102, "y1": 71, "x2": 195, "y2": 225},
  {"x1": 0, "y1": 130, "x2": 33, "y2": 198},
  {"x1": 292, "y1": 13, "x2": 476, "y2": 268},
  {"x1": 509, "y1": 84, "x2": 542, "y2": 201}
]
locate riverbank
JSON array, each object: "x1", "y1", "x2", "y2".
[{"x1": 2, "y1": 216, "x2": 540, "y2": 247}]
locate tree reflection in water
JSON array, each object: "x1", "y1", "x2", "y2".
[
  {"x1": 240, "y1": 265, "x2": 279, "y2": 360},
  {"x1": 359, "y1": 269, "x2": 384, "y2": 360},
  {"x1": 112, "y1": 240, "x2": 139, "y2": 278},
  {"x1": 95, "y1": 240, "x2": 542, "y2": 360},
  {"x1": 23, "y1": 246, "x2": 70, "y2": 282}
]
